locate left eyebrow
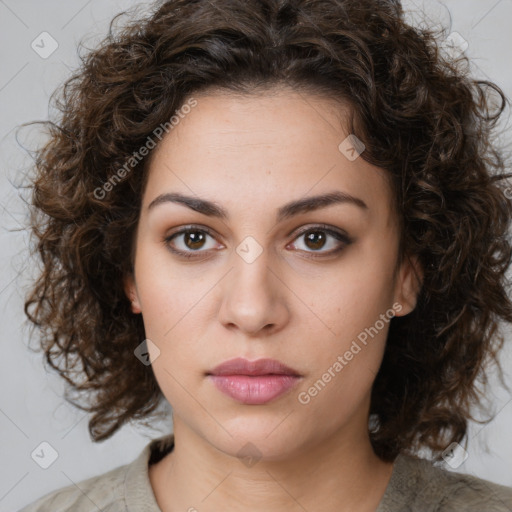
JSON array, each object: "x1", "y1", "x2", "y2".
[
  {"x1": 147, "y1": 191, "x2": 369, "y2": 222},
  {"x1": 276, "y1": 191, "x2": 369, "y2": 222}
]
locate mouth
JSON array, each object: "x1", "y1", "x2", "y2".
[{"x1": 206, "y1": 357, "x2": 302, "y2": 405}]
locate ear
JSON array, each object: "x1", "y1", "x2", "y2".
[
  {"x1": 123, "y1": 273, "x2": 142, "y2": 314},
  {"x1": 392, "y1": 253, "x2": 423, "y2": 317}
]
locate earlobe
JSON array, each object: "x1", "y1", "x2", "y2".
[
  {"x1": 393, "y1": 254, "x2": 423, "y2": 317},
  {"x1": 123, "y1": 273, "x2": 142, "y2": 314}
]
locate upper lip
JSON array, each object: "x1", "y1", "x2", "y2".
[{"x1": 208, "y1": 357, "x2": 301, "y2": 377}]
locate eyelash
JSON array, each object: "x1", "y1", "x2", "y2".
[{"x1": 163, "y1": 224, "x2": 353, "y2": 260}]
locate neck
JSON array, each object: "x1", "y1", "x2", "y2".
[{"x1": 149, "y1": 418, "x2": 395, "y2": 512}]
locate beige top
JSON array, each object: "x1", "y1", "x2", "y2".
[{"x1": 18, "y1": 434, "x2": 512, "y2": 511}]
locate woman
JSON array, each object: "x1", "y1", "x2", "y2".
[{"x1": 20, "y1": 0, "x2": 512, "y2": 510}]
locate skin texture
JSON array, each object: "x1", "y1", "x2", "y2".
[{"x1": 124, "y1": 88, "x2": 423, "y2": 512}]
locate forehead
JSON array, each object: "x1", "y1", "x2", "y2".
[{"x1": 144, "y1": 89, "x2": 396, "y2": 227}]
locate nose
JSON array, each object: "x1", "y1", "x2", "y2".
[{"x1": 217, "y1": 247, "x2": 290, "y2": 337}]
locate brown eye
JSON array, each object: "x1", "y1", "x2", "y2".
[
  {"x1": 182, "y1": 230, "x2": 207, "y2": 250},
  {"x1": 289, "y1": 225, "x2": 353, "y2": 258},
  {"x1": 303, "y1": 230, "x2": 327, "y2": 250},
  {"x1": 164, "y1": 226, "x2": 220, "y2": 259}
]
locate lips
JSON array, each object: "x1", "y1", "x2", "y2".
[
  {"x1": 207, "y1": 357, "x2": 302, "y2": 405},
  {"x1": 208, "y1": 357, "x2": 301, "y2": 377}
]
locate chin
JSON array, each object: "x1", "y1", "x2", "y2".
[{"x1": 203, "y1": 421, "x2": 307, "y2": 463}]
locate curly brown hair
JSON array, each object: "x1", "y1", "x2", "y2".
[{"x1": 22, "y1": 0, "x2": 512, "y2": 462}]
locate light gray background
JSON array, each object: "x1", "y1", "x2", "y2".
[{"x1": 1, "y1": 1, "x2": 511, "y2": 511}]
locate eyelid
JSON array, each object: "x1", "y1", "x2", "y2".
[
  {"x1": 166, "y1": 224, "x2": 217, "y2": 239},
  {"x1": 290, "y1": 223, "x2": 352, "y2": 242}
]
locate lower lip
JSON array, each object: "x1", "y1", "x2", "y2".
[{"x1": 208, "y1": 375, "x2": 300, "y2": 404}]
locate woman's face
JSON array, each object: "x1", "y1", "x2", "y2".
[{"x1": 125, "y1": 88, "x2": 421, "y2": 460}]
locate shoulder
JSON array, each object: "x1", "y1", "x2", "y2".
[
  {"x1": 17, "y1": 463, "x2": 129, "y2": 512},
  {"x1": 380, "y1": 453, "x2": 512, "y2": 512},
  {"x1": 17, "y1": 434, "x2": 174, "y2": 512}
]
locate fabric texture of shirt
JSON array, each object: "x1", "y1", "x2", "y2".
[{"x1": 18, "y1": 433, "x2": 512, "y2": 511}]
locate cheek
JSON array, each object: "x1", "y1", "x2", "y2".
[
  {"x1": 310, "y1": 289, "x2": 391, "y2": 388},
  {"x1": 316, "y1": 263, "x2": 395, "y2": 344},
  {"x1": 134, "y1": 247, "x2": 210, "y2": 365},
  {"x1": 296, "y1": 262, "x2": 395, "y2": 405},
  {"x1": 139, "y1": 283, "x2": 206, "y2": 412},
  {"x1": 296, "y1": 295, "x2": 392, "y2": 430},
  {"x1": 296, "y1": 355, "x2": 378, "y2": 437},
  {"x1": 134, "y1": 243, "x2": 195, "y2": 336}
]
